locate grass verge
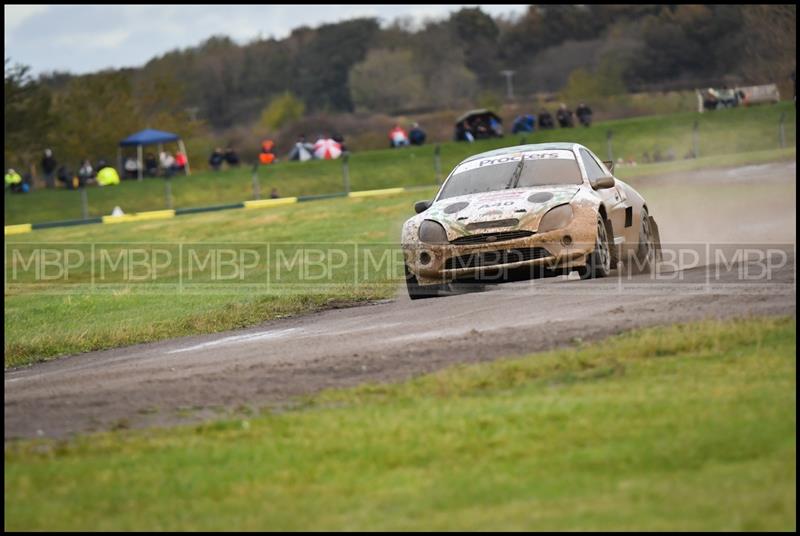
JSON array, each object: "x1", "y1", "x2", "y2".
[
  {"x1": 4, "y1": 316, "x2": 796, "y2": 531},
  {"x1": 4, "y1": 190, "x2": 421, "y2": 368}
]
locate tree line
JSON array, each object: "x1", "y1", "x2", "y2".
[{"x1": 5, "y1": 5, "x2": 795, "y2": 171}]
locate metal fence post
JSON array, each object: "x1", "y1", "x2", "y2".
[
  {"x1": 80, "y1": 186, "x2": 89, "y2": 220},
  {"x1": 165, "y1": 176, "x2": 173, "y2": 209},
  {"x1": 692, "y1": 120, "x2": 699, "y2": 159},
  {"x1": 606, "y1": 130, "x2": 613, "y2": 163},
  {"x1": 342, "y1": 152, "x2": 351, "y2": 194},
  {"x1": 779, "y1": 112, "x2": 786, "y2": 149},
  {"x1": 434, "y1": 144, "x2": 442, "y2": 185},
  {"x1": 251, "y1": 161, "x2": 261, "y2": 200}
]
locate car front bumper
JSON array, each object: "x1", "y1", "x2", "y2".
[{"x1": 403, "y1": 214, "x2": 598, "y2": 286}]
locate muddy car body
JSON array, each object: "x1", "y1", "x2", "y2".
[{"x1": 401, "y1": 143, "x2": 661, "y2": 299}]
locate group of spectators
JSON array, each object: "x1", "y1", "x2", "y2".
[
  {"x1": 700, "y1": 86, "x2": 745, "y2": 111},
  {"x1": 208, "y1": 147, "x2": 241, "y2": 171},
  {"x1": 6, "y1": 149, "x2": 118, "y2": 194},
  {"x1": 286, "y1": 134, "x2": 346, "y2": 161},
  {"x1": 63, "y1": 157, "x2": 122, "y2": 188},
  {"x1": 456, "y1": 116, "x2": 503, "y2": 143},
  {"x1": 4, "y1": 168, "x2": 28, "y2": 193},
  {"x1": 5, "y1": 102, "x2": 599, "y2": 195},
  {"x1": 388, "y1": 123, "x2": 427, "y2": 148},
  {"x1": 207, "y1": 134, "x2": 352, "y2": 168},
  {"x1": 512, "y1": 103, "x2": 593, "y2": 134},
  {"x1": 5, "y1": 147, "x2": 193, "y2": 194},
  {"x1": 123, "y1": 151, "x2": 188, "y2": 179}
]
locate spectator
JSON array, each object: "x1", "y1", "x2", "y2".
[
  {"x1": 489, "y1": 116, "x2": 503, "y2": 137},
  {"x1": 123, "y1": 157, "x2": 139, "y2": 179},
  {"x1": 160, "y1": 151, "x2": 176, "y2": 177},
  {"x1": 455, "y1": 120, "x2": 475, "y2": 142},
  {"x1": 703, "y1": 87, "x2": 720, "y2": 111},
  {"x1": 96, "y1": 166, "x2": 121, "y2": 186},
  {"x1": 41, "y1": 148, "x2": 57, "y2": 189},
  {"x1": 474, "y1": 120, "x2": 490, "y2": 139},
  {"x1": 576, "y1": 103, "x2": 593, "y2": 127},
  {"x1": 259, "y1": 139, "x2": 277, "y2": 165},
  {"x1": 174, "y1": 151, "x2": 188, "y2": 174},
  {"x1": 270, "y1": 187, "x2": 280, "y2": 199},
  {"x1": 224, "y1": 147, "x2": 240, "y2": 167},
  {"x1": 538, "y1": 110, "x2": 555, "y2": 129},
  {"x1": 57, "y1": 165, "x2": 76, "y2": 189},
  {"x1": 512, "y1": 114, "x2": 535, "y2": 134},
  {"x1": 144, "y1": 153, "x2": 158, "y2": 177},
  {"x1": 288, "y1": 135, "x2": 314, "y2": 162},
  {"x1": 718, "y1": 85, "x2": 737, "y2": 108},
  {"x1": 409, "y1": 123, "x2": 426, "y2": 146},
  {"x1": 77, "y1": 159, "x2": 94, "y2": 186},
  {"x1": 209, "y1": 148, "x2": 225, "y2": 171},
  {"x1": 389, "y1": 124, "x2": 409, "y2": 148},
  {"x1": 5, "y1": 168, "x2": 27, "y2": 193},
  {"x1": 556, "y1": 103, "x2": 574, "y2": 128},
  {"x1": 22, "y1": 171, "x2": 34, "y2": 191},
  {"x1": 332, "y1": 133, "x2": 348, "y2": 153}
]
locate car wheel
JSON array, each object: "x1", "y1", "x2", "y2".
[
  {"x1": 630, "y1": 207, "x2": 658, "y2": 274},
  {"x1": 578, "y1": 214, "x2": 612, "y2": 279},
  {"x1": 405, "y1": 264, "x2": 447, "y2": 300}
]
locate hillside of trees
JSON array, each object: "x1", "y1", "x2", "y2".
[{"x1": 5, "y1": 5, "x2": 796, "y2": 171}]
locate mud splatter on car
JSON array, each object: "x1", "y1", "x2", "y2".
[{"x1": 401, "y1": 143, "x2": 661, "y2": 299}]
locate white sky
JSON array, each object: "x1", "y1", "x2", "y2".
[{"x1": 4, "y1": 4, "x2": 528, "y2": 75}]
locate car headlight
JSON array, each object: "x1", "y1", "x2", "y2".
[
  {"x1": 538, "y1": 204, "x2": 574, "y2": 233},
  {"x1": 419, "y1": 220, "x2": 449, "y2": 244}
]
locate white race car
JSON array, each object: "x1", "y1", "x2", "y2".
[{"x1": 401, "y1": 143, "x2": 661, "y2": 299}]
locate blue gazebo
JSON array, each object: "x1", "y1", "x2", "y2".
[{"x1": 118, "y1": 128, "x2": 191, "y2": 180}]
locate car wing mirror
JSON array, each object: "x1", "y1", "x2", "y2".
[
  {"x1": 602, "y1": 160, "x2": 615, "y2": 173},
  {"x1": 414, "y1": 200, "x2": 432, "y2": 214},
  {"x1": 591, "y1": 175, "x2": 616, "y2": 190}
]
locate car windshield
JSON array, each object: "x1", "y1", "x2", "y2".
[{"x1": 437, "y1": 150, "x2": 583, "y2": 200}]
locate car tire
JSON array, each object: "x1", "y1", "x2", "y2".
[
  {"x1": 578, "y1": 214, "x2": 612, "y2": 280},
  {"x1": 629, "y1": 207, "x2": 659, "y2": 275},
  {"x1": 405, "y1": 264, "x2": 447, "y2": 300}
]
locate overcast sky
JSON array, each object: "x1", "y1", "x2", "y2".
[{"x1": 5, "y1": 4, "x2": 528, "y2": 76}]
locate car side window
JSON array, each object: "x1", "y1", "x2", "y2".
[{"x1": 580, "y1": 149, "x2": 606, "y2": 181}]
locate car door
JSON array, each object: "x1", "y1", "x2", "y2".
[{"x1": 579, "y1": 148, "x2": 629, "y2": 244}]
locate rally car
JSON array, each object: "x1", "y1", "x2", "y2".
[{"x1": 401, "y1": 143, "x2": 661, "y2": 299}]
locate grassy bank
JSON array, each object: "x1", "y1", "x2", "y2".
[
  {"x1": 5, "y1": 102, "x2": 795, "y2": 225},
  {"x1": 5, "y1": 317, "x2": 796, "y2": 531},
  {"x1": 4, "y1": 190, "x2": 423, "y2": 368}
]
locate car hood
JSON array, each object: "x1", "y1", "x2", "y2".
[{"x1": 414, "y1": 185, "x2": 581, "y2": 239}]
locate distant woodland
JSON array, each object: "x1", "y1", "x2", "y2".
[{"x1": 6, "y1": 5, "x2": 796, "y2": 168}]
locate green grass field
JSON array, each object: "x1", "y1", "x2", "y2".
[
  {"x1": 4, "y1": 190, "x2": 421, "y2": 368},
  {"x1": 4, "y1": 102, "x2": 795, "y2": 225},
  {"x1": 4, "y1": 317, "x2": 795, "y2": 531}
]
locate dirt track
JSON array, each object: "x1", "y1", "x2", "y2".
[{"x1": 4, "y1": 162, "x2": 796, "y2": 440}]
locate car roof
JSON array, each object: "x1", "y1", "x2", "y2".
[{"x1": 460, "y1": 142, "x2": 584, "y2": 163}]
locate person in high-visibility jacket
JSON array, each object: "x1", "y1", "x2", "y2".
[
  {"x1": 5, "y1": 168, "x2": 27, "y2": 192},
  {"x1": 96, "y1": 166, "x2": 120, "y2": 186},
  {"x1": 259, "y1": 139, "x2": 276, "y2": 165}
]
